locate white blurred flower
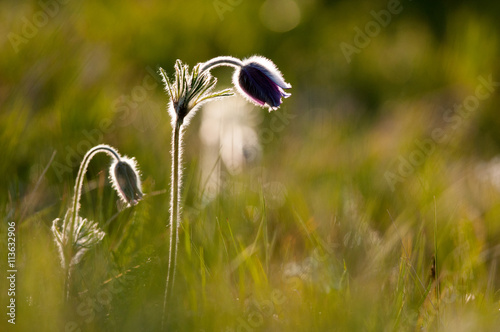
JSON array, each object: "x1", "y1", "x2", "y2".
[{"x1": 199, "y1": 98, "x2": 262, "y2": 201}]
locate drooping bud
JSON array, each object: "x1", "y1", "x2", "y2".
[{"x1": 110, "y1": 157, "x2": 143, "y2": 206}]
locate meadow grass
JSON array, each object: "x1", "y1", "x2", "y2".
[
  {"x1": 1, "y1": 1, "x2": 500, "y2": 331},
  {"x1": 3, "y1": 107, "x2": 500, "y2": 331}
]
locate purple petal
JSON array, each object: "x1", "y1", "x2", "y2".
[
  {"x1": 243, "y1": 56, "x2": 292, "y2": 90},
  {"x1": 233, "y1": 56, "x2": 291, "y2": 110}
]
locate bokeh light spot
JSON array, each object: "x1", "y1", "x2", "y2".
[{"x1": 259, "y1": 0, "x2": 301, "y2": 33}]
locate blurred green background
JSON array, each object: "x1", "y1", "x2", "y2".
[{"x1": 1, "y1": 0, "x2": 500, "y2": 331}]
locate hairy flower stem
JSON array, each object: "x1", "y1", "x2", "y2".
[
  {"x1": 162, "y1": 118, "x2": 183, "y2": 328},
  {"x1": 199, "y1": 56, "x2": 243, "y2": 72},
  {"x1": 64, "y1": 145, "x2": 121, "y2": 301},
  {"x1": 159, "y1": 55, "x2": 290, "y2": 328}
]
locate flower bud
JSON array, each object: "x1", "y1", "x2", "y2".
[{"x1": 110, "y1": 157, "x2": 143, "y2": 206}]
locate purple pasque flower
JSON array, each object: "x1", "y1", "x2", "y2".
[{"x1": 232, "y1": 56, "x2": 291, "y2": 111}]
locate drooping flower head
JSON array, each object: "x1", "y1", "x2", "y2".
[
  {"x1": 110, "y1": 156, "x2": 143, "y2": 206},
  {"x1": 233, "y1": 56, "x2": 291, "y2": 110},
  {"x1": 198, "y1": 55, "x2": 291, "y2": 111}
]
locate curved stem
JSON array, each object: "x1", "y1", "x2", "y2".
[
  {"x1": 199, "y1": 56, "x2": 243, "y2": 73},
  {"x1": 162, "y1": 118, "x2": 183, "y2": 329},
  {"x1": 64, "y1": 144, "x2": 121, "y2": 301},
  {"x1": 71, "y1": 145, "x2": 121, "y2": 226}
]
